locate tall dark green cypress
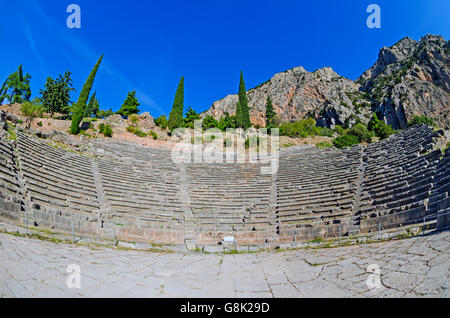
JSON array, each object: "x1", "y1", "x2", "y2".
[
  {"x1": 84, "y1": 91, "x2": 96, "y2": 118},
  {"x1": 70, "y1": 55, "x2": 103, "y2": 134},
  {"x1": 235, "y1": 71, "x2": 251, "y2": 129},
  {"x1": 265, "y1": 96, "x2": 276, "y2": 128},
  {"x1": 168, "y1": 76, "x2": 184, "y2": 131}
]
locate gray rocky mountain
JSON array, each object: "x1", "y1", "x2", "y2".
[{"x1": 203, "y1": 34, "x2": 449, "y2": 129}]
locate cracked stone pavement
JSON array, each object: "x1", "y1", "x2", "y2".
[{"x1": 0, "y1": 231, "x2": 449, "y2": 298}]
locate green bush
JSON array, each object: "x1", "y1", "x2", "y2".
[
  {"x1": 202, "y1": 116, "x2": 219, "y2": 130},
  {"x1": 279, "y1": 118, "x2": 317, "y2": 138},
  {"x1": 134, "y1": 129, "x2": 147, "y2": 137},
  {"x1": 21, "y1": 100, "x2": 44, "y2": 120},
  {"x1": 154, "y1": 115, "x2": 168, "y2": 129},
  {"x1": 316, "y1": 126, "x2": 334, "y2": 137},
  {"x1": 127, "y1": 125, "x2": 147, "y2": 137},
  {"x1": 333, "y1": 134, "x2": 359, "y2": 149},
  {"x1": 149, "y1": 130, "x2": 158, "y2": 140},
  {"x1": 407, "y1": 115, "x2": 434, "y2": 128},
  {"x1": 334, "y1": 125, "x2": 346, "y2": 135},
  {"x1": 98, "y1": 123, "x2": 113, "y2": 137},
  {"x1": 316, "y1": 142, "x2": 333, "y2": 149},
  {"x1": 368, "y1": 114, "x2": 394, "y2": 140},
  {"x1": 126, "y1": 125, "x2": 136, "y2": 133},
  {"x1": 348, "y1": 124, "x2": 372, "y2": 143}
]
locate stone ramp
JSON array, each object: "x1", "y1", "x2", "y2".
[{"x1": 0, "y1": 230, "x2": 449, "y2": 297}]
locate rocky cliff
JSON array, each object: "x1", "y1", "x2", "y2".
[{"x1": 203, "y1": 34, "x2": 449, "y2": 129}]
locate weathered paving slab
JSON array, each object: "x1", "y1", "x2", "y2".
[{"x1": 0, "y1": 231, "x2": 449, "y2": 298}]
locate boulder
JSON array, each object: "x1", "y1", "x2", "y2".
[{"x1": 139, "y1": 112, "x2": 155, "y2": 129}]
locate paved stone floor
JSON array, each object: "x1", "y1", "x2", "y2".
[{"x1": 0, "y1": 231, "x2": 449, "y2": 298}]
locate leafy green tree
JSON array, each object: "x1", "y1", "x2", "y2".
[
  {"x1": 218, "y1": 112, "x2": 236, "y2": 131},
  {"x1": 183, "y1": 106, "x2": 200, "y2": 129},
  {"x1": 97, "y1": 108, "x2": 113, "y2": 119},
  {"x1": 154, "y1": 115, "x2": 168, "y2": 129},
  {"x1": 265, "y1": 96, "x2": 276, "y2": 128},
  {"x1": 116, "y1": 90, "x2": 140, "y2": 117},
  {"x1": 235, "y1": 71, "x2": 251, "y2": 129},
  {"x1": 0, "y1": 65, "x2": 32, "y2": 105},
  {"x1": 70, "y1": 55, "x2": 104, "y2": 134},
  {"x1": 40, "y1": 71, "x2": 75, "y2": 117},
  {"x1": 169, "y1": 77, "x2": 184, "y2": 131},
  {"x1": 202, "y1": 116, "x2": 219, "y2": 130}
]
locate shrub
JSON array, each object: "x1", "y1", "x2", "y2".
[
  {"x1": 129, "y1": 115, "x2": 139, "y2": 126},
  {"x1": 134, "y1": 130, "x2": 147, "y2": 137},
  {"x1": 149, "y1": 130, "x2": 158, "y2": 140},
  {"x1": 407, "y1": 115, "x2": 434, "y2": 128},
  {"x1": 127, "y1": 125, "x2": 146, "y2": 137},
  {"x1": 126, "y1": 125, "x2": 136, "y2": 133},
  {"x1": 279, "y1": 118, "x2": 317, "y2": 138},
  {"x1": 202, "y1": 116, "x2": 219, "y2": 130},
  {"x1": 218, "y1": 112, "x2": 236, "y2": 131},
  {"x1": 21, "y1": 100, "x2": 44, "y2": 120},
  {"x1": 368, "y1": 114, "x2": 394, "y2": 140},
  {"x1": 98, "y1": 123, "x2": 113, "y2": 137},
  {"x1": 316, "y1": 126, "x2": 334, "y2": 137},
  {"x1": 333, "y1": 134, "x2": 359, "y2": 149},
  {"x1": 154, "y1": 115, "x2": 168, "y2": 129},
  {"x1": 316, "y1": 142, "x2": 333, "y2": 149},
  {"x1": 334, "y1": 125, "x2": 346, "y2": 135},
  {"x1": 348, "y1": 124, "x2": 372, "y2": 143}
]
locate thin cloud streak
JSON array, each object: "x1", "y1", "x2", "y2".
[{"x1": 29, "y1": 0, "x2": 162, "y2": 114}]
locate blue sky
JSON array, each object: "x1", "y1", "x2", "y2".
[{"x1": 0, "y1": 0, "x2": 448, "y2": 117}]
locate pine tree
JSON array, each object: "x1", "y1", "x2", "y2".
[
  {"x1": 40, "y1": 71, "x2": 75, "y2": 117},
  {"x1": 70, "y1": 55, "x2": 103, "y2": 134},
  {"x1": 168, "y1": 76, "x2": 184, "y2": 131},
  {"x1": 265, "y1": 96, "x2": 276, "y2": 128},
  {"x1": 183, "y1": 106, "x2": 200, "y2": 129},
  {"x1": 235, "y1": 71, "x2": 251, "y2": 129},
  {"x1": 0, "y1": 65, "x2": 32, "y2": 105},
  {"x1": 116, "y1": 90, "x2": 140, "y2": 117}
]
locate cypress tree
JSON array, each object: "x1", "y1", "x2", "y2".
[
  {"x1": 70, "y1": 55, "x2": 103, "y2": 134},
  {"x1": 235, "y1": 71, "x2": 251, "y2": 129},
  {"x1": 168, "y1": 76, "x2": 184, "y2": 131},
  {"x1": 84, "y1": 91, "x2": 96, "y2": 118},
  {"x1": 265, "y1": 96, "x2": 276, "y2": 128}
]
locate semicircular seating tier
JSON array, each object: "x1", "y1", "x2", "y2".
[{"x1": 0, "y1": 124, "x2": 448, "y2": 246}]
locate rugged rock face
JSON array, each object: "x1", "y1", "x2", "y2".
[
  {"x1": 203, "y1": 34, "x2": 449, "y2": 129},
  {"x1": 203, "y1": 66, "x2": 372, "y2": 128},
  {"x1": 358, "y1": 34, "x2": 449, "y2": 129}
]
